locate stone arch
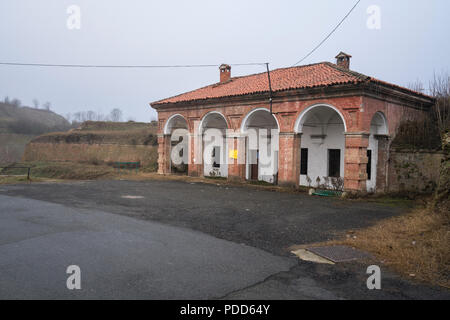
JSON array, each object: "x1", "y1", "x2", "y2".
[
  {"x1": 240, "y1": 108, "x2": 280, "y2": 134},
  {"x1": 367, "y1": 111, "x2": 389, "y2": 192},
  {"x1": 295, "y1": 103, "x2": 347, "y2": 188},
  {"x1": 198, "y1": 111, "x2": 229, "y2": 178},
  {"x1": 162, "y1": 113, "x2": 189, "y2": 175},
  {"x1": 370, "y1": 111, "x2": 388, "y2": 135},
  {"x1": 294, "y1": 103, "x2": 348, "y2": 134},
  {"x1": 199, "y1": 111, "x2": 229, "y2": 133},
  {"x1": 240, "y1": 108, "x2": 279, "y2": 184},
  {"x1": 163, "y1": 114, "x2": 188, "y2": 135}
]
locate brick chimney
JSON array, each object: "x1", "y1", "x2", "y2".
[
  {"x1": 335, "y1": 52, "x2": 352, "y2": 70},
  {"x1": 219, "y1": 64, "x2": 231, "y2": 83}
]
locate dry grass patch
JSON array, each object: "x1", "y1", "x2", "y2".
[
  {"x1": 0, "y1": 176, "x2": 31, "y2": 185},
  {"x1": 332, "y1": 207, "x2": 449, "y2": 288},
  {"x1": 0, "y1": 161, "x2": 116, "y2": 182}
]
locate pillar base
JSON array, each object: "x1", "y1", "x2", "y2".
[
  {"x1": 278, "y1": 132, "x2": 301, "y2": 187},
  {"x1": 344, "y1": 132, "x2": 369, "y2": 192}
]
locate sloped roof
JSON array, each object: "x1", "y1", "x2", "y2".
[{"x1": 152, "y1": 62, "x2": 432, "y2": 106}]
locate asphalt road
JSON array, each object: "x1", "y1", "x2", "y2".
[
  {"x1": 0, "y1": 180, "x2": 407, "y2": 256},
  {"x1": 0, "y1": 180, "x2": 448, "y2": 299},
  {"x1": 0, "y1": 194, "x2": 293, "y2": 299}
]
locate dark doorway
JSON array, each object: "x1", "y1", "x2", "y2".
[
  {"x1": 250, "y1": 150, "x2": 259, "y2": 180},
  {"x1": 212, "y1": 146, "x2": 221, "y2": 168},
  {"x1": 328, "y1": 149, "x2": 341, "y2": 177},
  {"x1": 300, "y1": 148, "x2": 308, "y2": 175},
  {"x1": 366, "y1": 150, "x2": 372, "y2": 180},
  {"x1": 170, "y1": 137, "x2": 188, "y2": 175}
]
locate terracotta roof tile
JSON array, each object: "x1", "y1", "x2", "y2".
[{"x1": 151, "y1": 62, "x2": 431, "y2": 106}]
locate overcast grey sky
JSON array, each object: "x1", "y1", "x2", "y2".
[{"x1": 0, "y1": 0, "x2": 448, "y2": 122}]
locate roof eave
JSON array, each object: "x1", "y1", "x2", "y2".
[
  {"x1": 151, "y1": 81, "x2": 435, "y2": 111},
  {"x1": 150, "y1": 81, "x2": 366, "y2": 109}
]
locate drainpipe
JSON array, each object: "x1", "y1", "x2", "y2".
[
  {"x1": 386, "y1": 140, "x2": 390, "y2": 193},
  {"x1": 265, "y1": 63, "x2": 273, "y2": 114}
]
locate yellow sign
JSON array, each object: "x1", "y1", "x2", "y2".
[{"x1": 229, "y1": 149, "x2": 238, "y2": 159}]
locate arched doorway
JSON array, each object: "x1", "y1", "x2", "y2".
[
  {"x1": 295, "y1": 104, "x2": 347, "y2": 188},
  {"x1": 241, "y1": 108, "x2": 279, "y2": 184},
  {"x1": 199, "y1": 112, "x2": 229, "y2": 177},
  {"x1": 367, "y1": 112, "x2": 388, "y2": 192},
  {"x1": 164, "y1": 114, "x2": 189, "y2": 175}
]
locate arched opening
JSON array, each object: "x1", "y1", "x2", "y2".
[
  {"x1": 241, "y1": 108, "x2": 279, "y2": 184},
  {"x1": 199, "y1": 112, "x2": 229, "y2": 177},
  {"x1": 164, "y1": 114, "x2": 189, "y2": 175},
  {"x1": 367, "y1": 112, "x2": 388, "y2": 192},
  {"x1": 296, "y1": 104, "x2": 347, "y2": 188}
]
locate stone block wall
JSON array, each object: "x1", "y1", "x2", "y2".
[{"x1": 387, "y1": 149, "x2": 443, "y2": 193}]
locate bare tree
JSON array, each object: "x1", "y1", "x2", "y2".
[
  {"x1": 11, "y1": 98, "x2": 21, "y2": 107},
  {"x1": 4, "y1": 96, "x2": 10, "y2": 104},
  {"x1": 97, "y1": 113, "x2": 108, "y2": 121},
  {"x1": 428, "y1": 71, "x2": 450, "y2": 212},
  {"x1": 429, "y1": 71, "x2": 450, "y2": 136},
  {"x1": 407, "y1": 79, "x2": 425, "y2": 93},
  {"x1": 43, "y1": 102, "x2": 51, "y2": 111},
  {"x1": 86, "y1": 110, "x2": 97, "y2": 121},
  {"x1": 110, "y1": 108, "x2": 123, "y2": 122},
  {"x1": 80, "y1": 111, "x2": 87, "y2": 122},
  {"x1": 73, "y1": 112, "x2": 82, "y2": 123},
  {"x1": 32, "y1": 99, "x2": 40, "y2": 109}
]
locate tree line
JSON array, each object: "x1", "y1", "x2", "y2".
[
  {"x1": 3, "y1": 97, "x2": 52, "y2": 110},
  {"x1": 2, "y1": 97, "x2": 128, "y2": 124},
  {"x1": 65, "y1": 108, "x2": 125, "y2": 125}
]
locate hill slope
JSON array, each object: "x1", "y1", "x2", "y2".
[
  {"x1": 0, "y1": 103, "x2": 70, "y2": 134},
  {"x1": 0, "y1": 103, "x2": 71, "y2": 164}
]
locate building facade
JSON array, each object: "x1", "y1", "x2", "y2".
[{"x1": 151, "y1": 53, "x2": 434, "y2": 192}]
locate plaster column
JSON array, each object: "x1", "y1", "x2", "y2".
[
  {"x1": 278, "y1": 132, "x2": 301, "y2": 187},
  {"x1": 344, "y1": 132, "x2": 369, "y2": 191}
]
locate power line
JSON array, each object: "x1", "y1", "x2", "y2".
[
  {"x1": 292, "y1": 0, "x2": 361, "y2": 66},
  {"x1": 0, "y1": 2, "x2": 361, "y2": 70},
  {"x1": 0, "y1": 61, "x2": 266, "y2": 68}
]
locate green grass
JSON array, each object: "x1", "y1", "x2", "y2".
[
  {"x1": 204, "y1": 176, "x2": 228, "y2": 181},
  {"x1": 0, "y1": 160, "x2": 159, "y2": 184},
  {"x1": 349, "y1": 193, "x2": 417, "y2": 208},
  {"x1": 248, "y1": 180, "x2": 275, "y2": 186},
  {"x1": 0, "y1": 176, "x2": 30, "y2": 184}
]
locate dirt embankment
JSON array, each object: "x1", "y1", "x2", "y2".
[{"x1": 23, "y1": 121, "x2": 159, "y2": 171}]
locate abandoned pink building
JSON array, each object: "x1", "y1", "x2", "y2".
[{"x1": 150, "y1": 52, "x2": 434, "y2": 192}]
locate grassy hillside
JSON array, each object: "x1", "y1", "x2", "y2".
[
  {"x1": 0, "y1": 103, "x2": 71, "y2": 164},
  {"x1": 0, "y1": 103, "x2": 70, "y2": 135},
  {"x1": 32, "y1": 121, "x2": 158, "y2": 145},
  {"x1": 77, "y1": 120, "x2": 154, "y2": 132}
]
